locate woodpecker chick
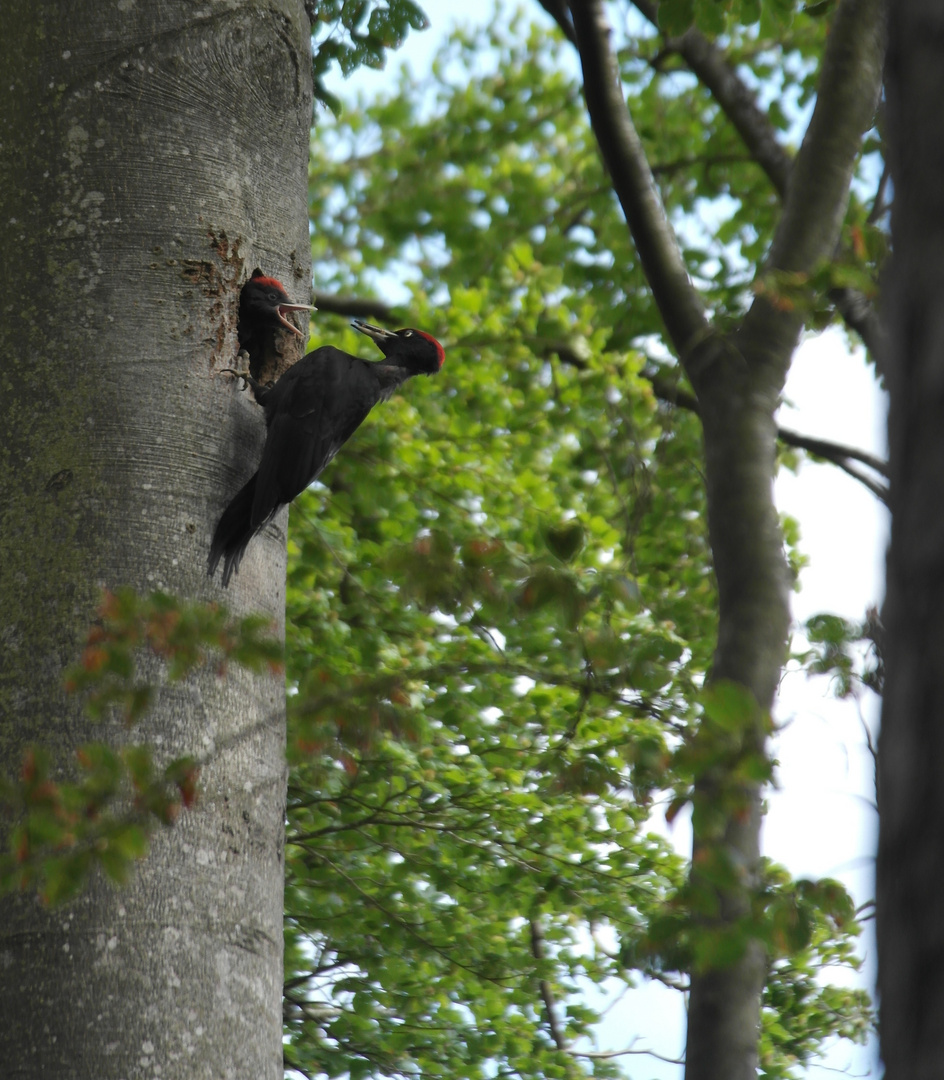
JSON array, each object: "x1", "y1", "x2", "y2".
[{"x1": 236, "y1": 268, "x2": 314, "y2": 384}]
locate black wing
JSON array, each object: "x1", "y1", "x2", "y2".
[{"x1": 250, "y1": 347, "x2": 381, "y2": 529}]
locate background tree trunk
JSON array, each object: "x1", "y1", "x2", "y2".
[
  {"x1": 0, "y1": 3, "x2": 311, "y2": 1076},
  {"x1": 566, "y1": 2, "x2": 883, "y2": 1075},
  {"x1": 880, "y1": 2, "x2": 944, "y2": 1075}
]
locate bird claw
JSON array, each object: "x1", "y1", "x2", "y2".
[
  {"x1": 219, "y1": 357, "x2": 272, "y2": 405},
  {"x1": 220, "y1": 365, "x2": 253, "y2": 388},
  {"x1": 219, "y1": 349, "x2": 253, "y2": 386}
]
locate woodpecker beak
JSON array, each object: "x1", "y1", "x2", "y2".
[
  {"x1": 351, "y1": 318, "x2": 397, "y2": 342},
  {"x1": 277, "y1": 302, "x2": 314, "y2": 337}
]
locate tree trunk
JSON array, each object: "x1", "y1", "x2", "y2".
[
  {"x1": 0, "y1": 3, "x2": 311, "y2": 1076},
  {"x1": 681, "y1": 335, "x2": 790, "y2": 1080},
  {"x1": 566, "y1": 0, "x2": 883, "y2": 1075},
  {"x1": 880, "y1": 2, "x2": 944, "y2": 1075}
]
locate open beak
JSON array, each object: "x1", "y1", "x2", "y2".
[
  {"x1": 277, "y1": 302, "x2": 314, "y2": 337},
  {"x1": 351, "y1": 319, "x2": 396, "y2": 344}
]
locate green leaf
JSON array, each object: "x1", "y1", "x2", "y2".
[
  {"x1": 542, "y1": 519, "x2": 586, "y2": 563},
  {"x1": 701, "y1": 680, "x2": 761, "y2": 732},
  {"x1": 659, "y1": 0, "x2": 696, "y2": 33}
]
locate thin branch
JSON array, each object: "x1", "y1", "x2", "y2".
[
  {"x1": 804, "y1": 455, "x2": 888, "y2": 502},
  {"x1": 632, "y1": 0, "x2": 884, "y2": 360},
  {"x1": 647, "y1": 372, "x2": 700, "y2": 412},
  {"x1": 867, "y1": 161, "x2": 890, "y2": 225},
  {"x1": 535, "y1": 0, "x2": 576, "y2": 44},
  {"x1": 857, "y1": 898, "x2": 876, "y2": 923},
  {"x1": 283, "y1": 997, "x2": 343, "y2": 1022},
  {"x1": 856, "y1": 693, "x2": 879, "y2": 795},
  {"x1": 775, "y1": 429, "x2": 888, "y2": 478},
  {"x1": 828, "y1": 285, "x2": 887, "y2": 362},
  {"x1": 283, "y1": 1052, "x2": 314, "y2": 1080},
  {"x1": 530, "y1": 918, "x2": 570, "y2": 1053},
  {"x1": 572, "y1": 1044, "x2": 686, "y2": 1065},
  {"x1": 293, "y1": 659, "x2": 633, "y2": 719},
  {"x1": 309, "y1": 849, "x2": 520, "y2": 984},
  {"x1": 648, "y1": 372, "x2": 889, "y2": 500},
  {"x1": 311, "y1": 291, "x2": 399, "y2": 323},
  {"x1": 568, "y1": 0, "x2": 709, "y2": 359},
  {"x1": 633, "y1": 0, "x2": 792, "y2": 196},
  {"x1": 650, "y1": 151, "x2": 757, "y2": 176},
  {"x1": 540, "y1": 346, "x2": 889, "y2": 496}
]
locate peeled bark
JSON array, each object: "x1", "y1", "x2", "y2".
[{"x1": 0, "y1": 3, "x2": 311, "y2": 1076}]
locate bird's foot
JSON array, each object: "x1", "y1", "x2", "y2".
[
  {"x1": 220, "y1": 353, "x2": 270, "y2": 404},
  {"x1": 220, "y1": 365, "x2": 253, "y2": 387}
]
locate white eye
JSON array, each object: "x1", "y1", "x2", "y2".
[{"x1": 403, "y1": 330, "x2": 413, "y2": 337}]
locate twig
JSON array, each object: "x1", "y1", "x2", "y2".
[
  {"x1": 530, "y1": 918, "x2": 570, "y2": 1052},
  {"x1": 571, "y1": 1042, "x2": 685, "y2": 1065},
  {"x1": 633, "y1": 0, "x2": 792, "y2": 196},
  {"x1": 648, "y1": 372, "x2": 889, "y2": 500},
  {"x1": 775, "y1": 429, "x2": 888, "y2": 478}
]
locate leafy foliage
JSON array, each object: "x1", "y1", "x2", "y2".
[
  {"x1": 0, "y1": 589, "x2": 281, "y2": 904},
  {"x1": 795, "y1": 610, "x2": 884, "y2": 697},
  {"x1": 309, "y1": 0, "x2": 431, "y2": 113},
  {"x1": 656, "y1": 0, "x2": 828, "y2": 37},
  {"x1": 284, "y1": 7, "x2": 877, "y2": 1077}
]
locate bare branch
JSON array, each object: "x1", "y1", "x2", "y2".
[
  {"x1": 568, "y1": 0, "x2": 709, "y2": 359},
  {"x1": 804, "y1": 454, "x2": 889, "y2": 501},
  {"x1": 535, "y1": 0, "x2": 576, "y2": 44},
  {"x1": 774, "y1": 429, "x2": 888, "y2": 477},
  {"x1": 647, "y1": 372, "x2": 700, "y2": 412},
  {"x1": 530, "y1": 918, "x2": 570, "y2": 1052},
  {"x1": 648, "y1": 372, "x2": 889, "y2": 500},
  {"x1": 292, "y1": 658, "x2": 646, "y2": 725},
  {"x1": 283, "y1": 1057, "x2": 314, "y2": 1080},
  {"x1": 311, "y1": 291, "x2": 400, "y2": 323},
  {"x1": 572, "y1": 1044, "x2": 686, "y2": 1065}
]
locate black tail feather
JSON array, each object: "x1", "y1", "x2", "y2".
[{"x1": 208, "y1": 476, "x2": 258, "y2": 587}]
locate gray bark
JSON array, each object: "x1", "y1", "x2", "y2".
[
  {"x1": 0, "y1": 3, "x2": 311, "y2": 1077},
  {"x1": 879, "y1": 2, "x2": 944, "y2": 1075}
]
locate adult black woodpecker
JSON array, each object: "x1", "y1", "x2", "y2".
[
  {"x1": 208, "y1": 298, "x2": 445, "y2": 587},
  {"x1": 237, "y1": 268, "x2": 314, "y2": 383}
]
